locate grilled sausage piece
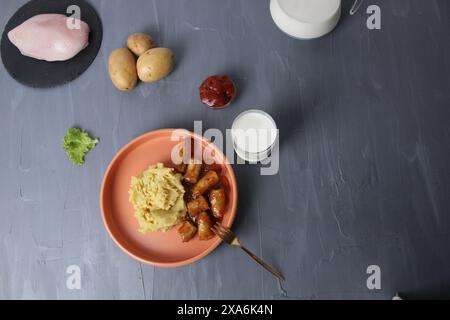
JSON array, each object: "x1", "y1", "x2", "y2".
[
  {"x1": 192, "y1": 170, "x2": 219, "y2": 197},
  {"x1": 197, "y1": 212, "x2": 215, "y2": 241},
  {"x1": 187, "y1": 196, "x2": 210, "y2": 220},
  {"x1": 184, "y1": 159, "x2": 202, "y2": 184},
  {"x1": 178, "y1": 220, "x2": 198, "y2": 242},
  {"x1": 209, "y1": 188, "x2": 226, "y2": 219}
]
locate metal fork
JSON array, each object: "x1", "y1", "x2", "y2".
[{"x1": 211, "y1": 222, "x2": 285, "y2": 282}]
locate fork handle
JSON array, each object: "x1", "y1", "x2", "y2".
[{"x1": 240, "y1": 246, "x2": 285, "y2": 282}]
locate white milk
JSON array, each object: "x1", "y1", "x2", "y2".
[
  {"x1": 270, "y1": 0, "x2": 341, "y2": 39},
  {"x1": 231, "y1": 110, "x2": 278, "y2": 162}
]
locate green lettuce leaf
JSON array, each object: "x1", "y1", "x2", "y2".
[{"x1": 63, "y1": 128, "x2": 99, "y2": 166}]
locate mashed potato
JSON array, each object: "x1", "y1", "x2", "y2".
[{"x1": 129, "y1": 163, "x2": 186, "y2": 233}]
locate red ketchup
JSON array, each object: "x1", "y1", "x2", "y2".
[{"x1": 199, "y1": 75, "x2": 236, "y2": 109}]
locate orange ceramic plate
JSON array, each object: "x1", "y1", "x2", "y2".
[{"x1": 100, "y1": 129, "x2": 238, "y2": 267}]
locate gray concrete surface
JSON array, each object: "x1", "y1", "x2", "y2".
[{"x1": 1, "y1": 0, "x2": 450, "y2": 299}]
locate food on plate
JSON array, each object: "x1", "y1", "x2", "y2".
[
  {"x1": 8, "y1": 14, "x2": 90, "y2": 62},
  {"x1": 127, "y1": 32, "x2": 155, "y2": 56},
  {"x1": 197, "y1": 212, "x2": 215, "y2": 240},
  {"x1": 63, "y1": 128, "x2": 99, "y2": 166},
  {"x1": 174, "y1": 162, "x2": 187, "y2": 174},
  {"x1": 209, "y1": 188, "x2": 226, "y2": 219},
  {"x1": 129, "y1": 163, "x2": 186, "y2": 233},
  {"x1": 184, "y1": 160, "x2": 202, "y2": 184},
  {"x1": 186, "y1": 196, "x2": 210, "y2": 219},
  {"x1": 192, "y1": 170, "x2": 220, "y2": 197},
  {"x1": 127, "y1": 139, "x2": 229, "y2": 243},
  {"x1": 137, "y1": 47, "x2": 175, "y2": 82},
  {"x1": 175, "y1": 144, "x2": 228, "y2": 242},
  {"x1": 108, "y1": 48, "x2": 138, "y2": 91},
  {"x1": 177, "y1": 220, "x2": 197, "y2": 242},
  {"x1": 199, "y1": 75, "x2": 236, "y2": 109}
]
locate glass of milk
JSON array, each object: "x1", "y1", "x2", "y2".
[
  {"x1": 270, "y1": 0, "x2": 342, "y2": 39},
  {"x1": 231, "y1": 110, "x2": 278, "y2": 163}
]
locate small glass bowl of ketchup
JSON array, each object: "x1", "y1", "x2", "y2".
[{"x1": 199, "y1": 75, "x2": 236, "y2": 109}]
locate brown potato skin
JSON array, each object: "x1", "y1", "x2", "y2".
[
  {"x1": 209, "y1": 188, "x2": 226, "y2": 219},
  {"x1": 187, "y1": 196, "x2": 210, "y2": 219},
  {"x1": 197, "y1": 212, "x2": 215, "y2": 241},
  {"x1": 178, "y1": 220, "x2": 197, "y2": 242},
  {"x1": 108, "y1": 48, "x2": 138, "y2": 91},
  {"x1": 137, "y1": 47, "x2": 175, "y2": 83},
  {"x1": 192, "y1": 170, "x2": 219, "y2": 197},
  {"x1": 184, "y1": 160, "x2": 202, "y2": 184},
  {"x1": 127, "y1": 33, "x2": 155, "y2": 56}
]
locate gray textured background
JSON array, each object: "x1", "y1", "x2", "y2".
[{"x1": 1, "y1": 0, "x2": 450, "y2": 300}]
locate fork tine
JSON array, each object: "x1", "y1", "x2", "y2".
[
  {"x1": 212, "y1": 223, "x2": 232, "y2": 242},
  {"x1": 213, "y1": 224, "x2": 225, "y2": 236},
  {"x1": 215, "y1": 222, "x2": 228, "y2": 233},
  {"x1": 214, "y1": 222, "x2": 236, "y2": 244},
  {"x1": 211, "y1": 225, "x2": 219, "y2": 235},
  {"x1": 217, "y1": 223, "x2": 234, "y2": 239},
  {"x1": 211, "y1": 225, "x2": 225, "y2": 239}
]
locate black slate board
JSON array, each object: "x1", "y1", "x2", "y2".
[{"x1": 0, "y1": 0, "x2": 102, "y2": 88}]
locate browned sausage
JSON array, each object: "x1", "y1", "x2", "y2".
[
  {"x1": 200, "y1": 163, "x2": 222, "y2": 176},
  {"x1": 192, "y1": 170, "x2": 219, "y2": 197},
  {"x1": 186, "y1": 196, "x2": 210, "y2": 219},
  {"x1": 197, "y1": 212, "x2": 215, "y2": 240},
  {"x1": 209, "y1": 188, "x2": 226, "y2": 219},
  {"x1": 177, "y1": 220, "x2": 197, "y2": 242},
  {"x1": 184, "y1": 159, "x2": 202, "y2": 184},
  {"x1": 174, "y1": 163, "x2": 187, "y2": 174}
]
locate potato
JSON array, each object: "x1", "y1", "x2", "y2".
[
  {"x1": 127, "y1": 33, "x2": 155, "y2": 56},
  {"x1": 108, "y1": 48, "x2": 138, "y2": 91},
  {"x1": 137, "y1": 47, "x2": 175, "y2": 83}
]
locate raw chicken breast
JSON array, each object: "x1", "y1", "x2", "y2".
[{"x1": 8, "y1": 14, "x2": 90, "y2": 62}]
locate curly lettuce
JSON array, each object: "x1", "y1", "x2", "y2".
[{"x1": 63, "y1": 128, "x2": 99, "y2": 166}]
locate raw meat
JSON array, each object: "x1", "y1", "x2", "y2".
[{"x1": 8, "y1": 14, "x2": 90, "y2": 62}]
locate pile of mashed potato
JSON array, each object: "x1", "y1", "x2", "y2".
[{"x1": 129, "y1": 163, "x2": 186, "y2": 233}]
